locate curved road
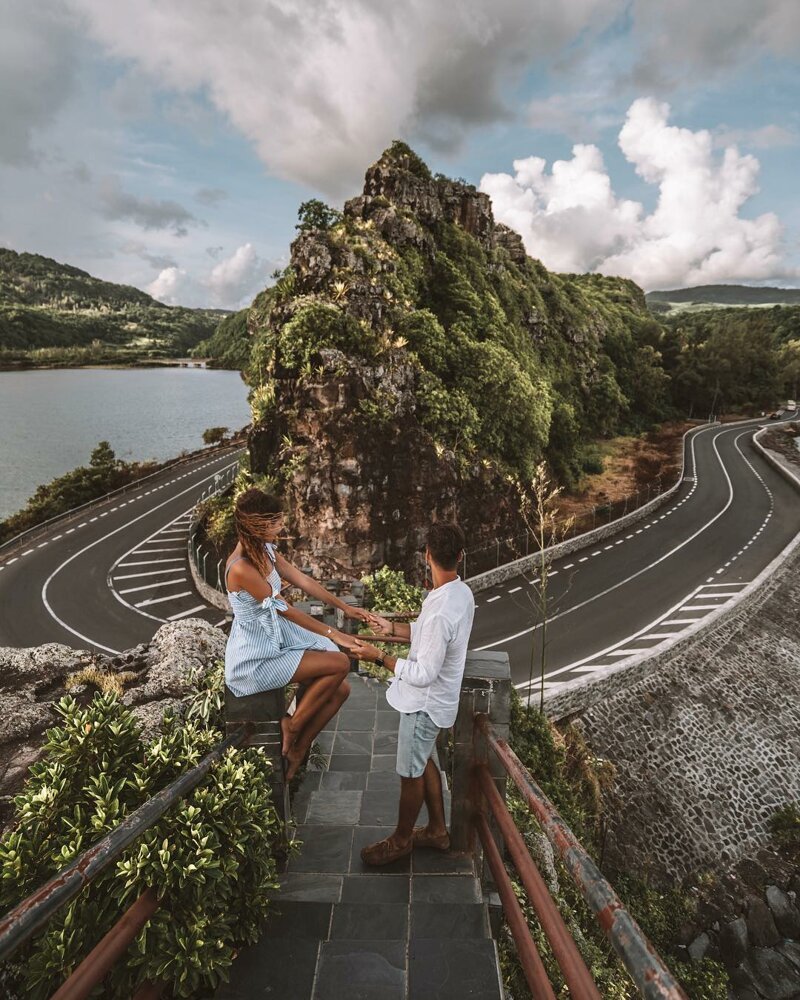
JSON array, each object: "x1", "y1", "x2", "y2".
[
  {"x1": 0, "y1": 418, "x2": 798, "y2": 695},
  {"x1": 470, "y1": 414, "x2": 800, "y2": 694},
  {"x1": 0, "y1": 448, "x2": 243, "y2": 653}
]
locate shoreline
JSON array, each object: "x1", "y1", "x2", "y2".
[{"x1": 0, "y1": 357, "x2": 212, "y2": 373}]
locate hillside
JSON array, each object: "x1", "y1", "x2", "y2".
[
  {"x1": 229, "y1": 142, "x2": 675, "y2": 577},
  {"x1": 0, "y1": 247, "x2": 225, "y2": 362},
  {"x1": 646, "y1": 284, "x2": 800, "y2": 315}
]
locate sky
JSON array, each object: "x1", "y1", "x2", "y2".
[{"x1": 1, "y1": 1, "x2": 799, "y2": 309}]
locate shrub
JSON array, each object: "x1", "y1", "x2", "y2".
[
  {"x1": 296, "y1": 199, "x2": 342, "y2": 232},
  {"x1": 0, "y1": 688, "x2": 280, "y2": 999},
  {"x1": 361, "y1": 565, "x2": 424, "y2": 613},
  {"x1": 202, "y1": 426, "x2": 228, "y2": 445},
  {"x1": 278, "y1": 302, "x2": 372, "y2": 372}
]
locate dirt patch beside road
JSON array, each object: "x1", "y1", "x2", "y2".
[{"x1": 556, "y1": 421, "x2": 697, "y2": 522}]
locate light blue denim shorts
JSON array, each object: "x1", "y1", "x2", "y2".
[{"x1": 396, "y1": 710, "x2": 440, "y2": 778}]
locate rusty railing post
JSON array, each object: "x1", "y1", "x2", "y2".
[{"x1": 449, "y1": 651, "x2": 511, "y2": 861}]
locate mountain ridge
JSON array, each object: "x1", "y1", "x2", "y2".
[{"x1": 0, "y1": 246, "x2": 226, "y2": 362}]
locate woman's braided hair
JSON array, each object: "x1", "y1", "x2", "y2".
[{"x1": 234, "y1": 487, "x2": 284, "y2": 577}]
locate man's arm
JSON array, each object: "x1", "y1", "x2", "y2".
[{"x1": 350, "y1": 613, "x2": 450, "y2": 686}]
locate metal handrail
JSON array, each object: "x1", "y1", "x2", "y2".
[
  {"x1": 0, "y1": 442, "x2": 245, "y2": 559},
  {"x1": 475, "y1": 715, "x2": 687, "y2": 999},
  {"x1": 476, "y1": 765, "x2": 600, "y2": 998},
  {"x1": 0, "y1": 728, "x2": 247, "y2": 965}
]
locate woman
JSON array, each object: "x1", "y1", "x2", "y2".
[{"x1": 225, "y1": 487, "x2": 368, "y2": 780}]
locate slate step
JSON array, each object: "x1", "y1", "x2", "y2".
[
  {"x1": 259, "y1": 899, "x2": 492, "y2": 942},
  {"x1": 218, "y1": 937, "x2": 504, "y2": 1000}
]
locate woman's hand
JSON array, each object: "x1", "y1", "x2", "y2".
[
  {"x1": 364, "y1": 612, "x2": 394, "y2": 637},
  {"x1": 348, "y1": 639, "x2": 384, "y2": 662},
  {"x1": 332, "y1": 631, "x2": 360, "y2": 651},
  {"x1": 345, "y1": 606, "x2": 371, "y2": 623}
]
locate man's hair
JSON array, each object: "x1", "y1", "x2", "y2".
[{"x1": 427, "y1": 522, "x2": 465, "y2": 571}]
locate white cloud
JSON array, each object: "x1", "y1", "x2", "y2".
[
  {"x1": 481, "y1": 98, "x2": 795, "y2": 290},
  {"x1": 147, "y1": 243, "x2": 269, "y2": 309},
  {"x1": 66, "y1": 0, "x2": 619, "y2": 195}
]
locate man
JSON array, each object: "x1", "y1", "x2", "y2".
[{"x1": 349, "y1": 522, "x2": 475, "y2": 866}]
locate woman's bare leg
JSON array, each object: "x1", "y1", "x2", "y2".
[
  {"x1": 285, "y1": 679, "x2": 351, "y2": 780},
  {"x1": 281, "y1": 651, "x2": 350, "y2": 755}
]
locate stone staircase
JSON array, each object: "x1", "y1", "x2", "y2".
[{"x1": 217, "y1": 674, "x2": 504, "y2": 999}]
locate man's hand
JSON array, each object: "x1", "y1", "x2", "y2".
[
  {"x1": 333, "y1": 631, "x2": 361, "y2": 652},
  {"x1": 349, "y1": 639, "x2": 385, "y2": 662},
  {"x1": 364, "y1": 612, "x2": 393, "y2": 637}
]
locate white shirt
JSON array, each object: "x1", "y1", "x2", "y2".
[{"x1": 386, "y1": 576, "x2": 475, "y2": 728}]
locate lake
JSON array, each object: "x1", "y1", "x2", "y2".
[{"x1": 0, "y1": 367, "x2": 251, "y2": 519}]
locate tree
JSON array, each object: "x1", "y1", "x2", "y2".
[
  {"x1": 296, "y1": 199, "x2": 342, "y2": 232},
  {"x1": 514, "y1": 464, "x2": 575, "y2": 712},
  {"x1": 89, "y1": 441, "x2": 117, "y2": 469},
  {"x1": 202, "y1": 426, "x2": 228, "y2": 445}
]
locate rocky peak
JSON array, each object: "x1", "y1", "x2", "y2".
[{"x1": 345, "y1": 141, "x2": 496, "y2": 252}]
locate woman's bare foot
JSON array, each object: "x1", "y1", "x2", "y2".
[
  {"x1": 280, "y1": 714, "x2": 296, "y2": 757},
  {"x1": 285, "y1": 745, "x2": 306, "y2": 782}
]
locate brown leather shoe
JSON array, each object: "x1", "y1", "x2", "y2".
[
  {"x1": 360, "y1": 836, "x2": 413, "y2": 866},
  {"x1": 412, "y1": 826, "x2": 450, "y2": 851}
]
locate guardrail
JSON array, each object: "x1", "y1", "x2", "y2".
[
  {"x1": 474, "y1": 716, "x2": 686, "y2": 998},
  {"x1": 448, "y1": 651, "x2": 685, "y2": 998},
  {"x1": 0, "y1": 442, "x2": 246, "y2": 562},
  {"x1": 0, "y1": 729, "x2": 247, "y2": 999},
  {"x1": 463, "y1": 476, "x2": 666, "y2": 579}
]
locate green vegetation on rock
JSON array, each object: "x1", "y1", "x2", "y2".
[
  {"x1": 192, "y1": 308, "x2": 252, "y2": 370},
  {"x1": 0, "y1": 248, "x2": 224, "y2": 365}
]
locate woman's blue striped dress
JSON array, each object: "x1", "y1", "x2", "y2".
[{"x1": 224, "y1": 542, "x2": 338, "y2": 697}]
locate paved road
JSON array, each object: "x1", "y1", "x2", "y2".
[
  {"x1": 0, "y1": 448, "x2": 243, "y2": 653},
  {"x1": 470, "y1": 415, "x2": 800, "y2": 695},
  {"x1": 1, "y1": 418, "x2": 798, "y2": 693}
]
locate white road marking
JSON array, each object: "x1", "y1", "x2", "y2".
[
  {"x1": 118, "y1": 557, "x2": 185, "y2": 567},
  {"x1": 487, "y1": 595, "x2": 501, "y2": 603},
  {"x1": 120, "y1": 579, "x2": 187, "y2": 595},
  {"x1": 478, "y1": 424, "x2": 742, "y2": 653},
  {"x1": 546, "y1": 570, "x2": 558, "y2": 577},
  {"x1": 40, "y1": 460, "x2": 238, "y2": 653},
  {"x1": 130, "y1": 547, "x2": 184, "y2": 554},
  {"x1": 136, "y1": 591, "x2": 193, "y2": 608},
  {"x1": 661, "y1": 618, "x2": 704, "y2": 625},
  {"x1": 167, "y1": 605, "x2": 208, "y2": 621},
  {"x1": 508, "y1": 586, "x2": 522, "y2": 594},
  {"x1": 563, "y1": 563, "x2": 574, "y2": 569},
  {"x1": 578, "y1": 557, "x2": 588, "y2": 563},
  {"x1": 113, "y1": 568, "x2": 187, "y2": 580}
]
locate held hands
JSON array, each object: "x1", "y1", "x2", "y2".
[
  {"x1": 348, "y1": 639, "x2": 384, "y2": 663},
  {"x1": 345, "y1": 606, "x2": 372, "y2": 623},
  {"x1": 363, "y1": 611, "x2": 394, "y2": 637}
]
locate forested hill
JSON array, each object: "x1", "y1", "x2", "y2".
[
  {"x1": 647, "y1": 284, "x2": 800, "y2": 313},
  {"x1": 0, "y1": 247, "x2": 225, "y2": 360}
]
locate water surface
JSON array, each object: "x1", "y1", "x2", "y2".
[{"x1": 0, "y1": 367, "x2": 250, "y2": 519}]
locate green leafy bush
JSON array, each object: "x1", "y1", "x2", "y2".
[
  {"x1": 278, "y1": 302, "x2": 373, "y2": 371},
  {"x1": 361, "y1": 565, "x2": 424, "y2": 613},
  {"x1": 0, "y1": 689, "x2": 280, "y2": 998}
]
